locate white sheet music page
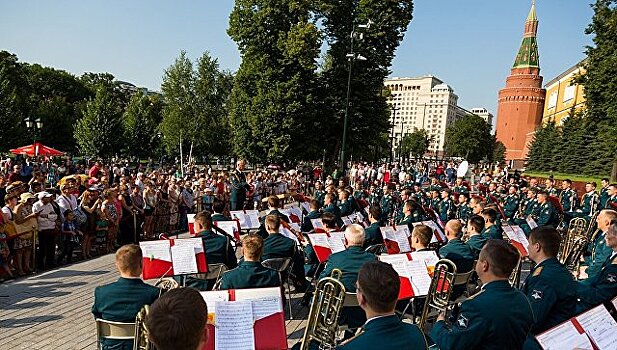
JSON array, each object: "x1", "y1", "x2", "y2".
[
  {"x1": 526, "y1": 217, "x2": 538, "y2": 229},
  {"x1": 410, "y1": 251, "x2": 440, "y2": 270},
  {"x1": 408, "y1": 259, "x2": 432, "y2": 296},
  {"x1": 200, "y1": 291, "x2": 229, "y2": 325},
  {"x1": 612, "y1": 296, "x2": 617, "y2": 311},
  {"x1": 535, "y1": 321, "x2": 592, "y2": 350},
  {"x1": 139, "y1": 240, "x2": 172, "y2": 262},
  {"x1": 311, "y1": 218, "x2": 325, "y2": 230},
  {"x1": 215, "y1": 221, "x2": 238, "y2": 238},
  {"x1": 328, "y1": 232, "x2": 346, "y2": 253},
  {"x1": 300, "y1": 201, "x2": 310, "y2": 213},
  {"x1": 379, "y1": 254, "x2": 412, "y2": 278},
  {"x1": 279, "y1": 227, "x2": 300, "y2": 244},
  {"x1": 575, "y1": 305, "x2": 617, "y2": 350},
  {"x1": 214, "y1": 301, "x2": 255, "y2": 350},
  {"x1": 172, "y1": 237, "x2": 204, "y2": 255},
  {"x1": 422, "y1": 221, "x2": 446, "y2": 243},
  {"x1": 170, "y1": 244, "x2": 198, "y2": 275},
  {"x1": 394, "y1": 225, "x2": 412, "y2": 253},
  {"x1": 308, "y1": 233, "x2": 329, "y2": 248},
  {"x1": 235, "y1": 287, "x2": 283, "y2": 321}
]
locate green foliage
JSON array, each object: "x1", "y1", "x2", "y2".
[
  {"x1": 444, "y1": 114, "x2": 493, "y2": 163},
  {"x1": 526, "y1": 121, "x2": 560, "y2": 172},
  {"x1": 74, "y1": 86, "x2": 124, "y2": 158},
  {"x1": 491, "y1": 139, "x2": 506, "y2": 165},
  {"x1": 228, "y1": 0, "x2": 321, "y2": 163},
  {"x1": 0, "y1": 63, "x2": 26, "y2": 150},
  {"x1": 160, "y1": 51, "x2": 232, "y2": 157},
  {"x1": 123, "y1": 92, "x2": 163, "y2": 158},
  {"x1": 400, "y1": 129, "x2": 430, "y2": 159}
]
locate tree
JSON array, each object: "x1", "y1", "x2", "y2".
[
  {"x1": 526, "y1": 121, "x2": 561, "y2": 172},
  {"x1": 575, "y1": 0, "x2": 617, "y2": 175},
  {"x1": 0, "y1": 64, "x2": 26, "y2": 150},
  {"x1": 228, "y1": 0, "x2": 321, "y2": 163},
  {"x1": 123, "y1": 92, "x2": 163, "y2": 158},
  {"x1": 160, "y1": 51, "x2": 233, "y2": 157},
  {"x1": 74, "y1": 86, "x2": 124, "y2": 158},
  {"x1": 400, "y1": 129, "x2": 430, "y2": 159},
  {"x1": 491, "y1": 139, "x2": 506, "y2": 165},
  {"x1": 444, "y1": 115, "x2": 493, "y2": 163}
]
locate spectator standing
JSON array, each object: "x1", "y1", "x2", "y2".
[{"x1": 33, "y1": 192, "x2": 58, "y2": 270}]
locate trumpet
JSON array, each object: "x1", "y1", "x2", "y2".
[{"x1": 300, "y1": 269, "x2": 346, "y2": 350}]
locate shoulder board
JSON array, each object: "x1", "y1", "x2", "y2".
[
  {"x1": 339, "y1": 329, "x2": 365, "y2": 346},
  {"x1": 532, "y1": 266, "x2": 544, "y2": 277}
]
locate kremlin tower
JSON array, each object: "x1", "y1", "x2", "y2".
[{"x1": 496, "y1": 1, "x2": 546, "y2": 162}]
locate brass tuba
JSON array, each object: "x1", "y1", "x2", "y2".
[
  {"x1": 559, "y1": 217, "x2": 588, "y2": 274},
  {"x1": 300, "y1": 269, "x2": 346, "y2": 350},
  {"x1": 133, "y1": 305, "x2": 152, "y2": 350},
  {"x1": 154, "y1": 277, "x2": 180, "y2": 297},
  {"x1": 418, "y1": 259, "x2": 457, "y2": 332}
]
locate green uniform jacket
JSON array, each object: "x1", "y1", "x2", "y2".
[
  {"x1": 453, "y1": 185, "x2": 469, "y2": 196},
  {"x1": 599, "y1": 187, "x2": 609, "y2": 209},
  {"x1": 257, "y1": 209, "x2": 290, "y2": 239},
  {"x1": 92, "y1": 278, "x2": 159, "y2": 350},
  {"x1": 522, "y1": 258, "x2": 577, "y2": 335},
  {"x1": 580, "y1": 192, "x2": 599, "y2": 217},
  {"x1": 466, "y1": 234, "x2": 487, "y2": 259},
  {"x1": 363, "y1": 222, "x2": 384, "y2": 249},
  {"x1": 379, "y1": 195, "x2": 393, "y2": 222},
  {"x1": 323, "y1": 203, "x2": 344, "y2": 228},
  {"x1": 430, "y1": 280, "x2": 533, "y2": 350},
  {"x1": 211, "y1": 213, "x2": 231, "y2": 222},
  {"x1": 337, "y1": 315, "x2": 427, "y2": 350},
  {"x1": 339, "y1": 199, "x2": 353, "y2": 217},
  {"x1": 456, "y1": 203, "x2": 473, "y2": 223},
  {"x1": 576, "y1": 252, "x2": 617, "y2": 312},
  {"x1": 438, "y1": 238, "x2": 475, "y2": 273},
  {"x1": 534, "y1": 202, "x2": 555, "y2": 226},
  {"x1": 503, "y1": 194, "x2": 520, "y2": 219},
  {"x1": 219, "y1": 260, "x2": 280, "y2": 290},
  {"x1": 481, "y1": 224, "x2": 502, "y2": 240},
  {"x1": 230, "y1": 169, "x2": 250, "y2": 204},
  {"x1": 319, "y1": 246, "x2": 376, "y2": 292},
  {"x1": 437, "y1": 198, "x2": 455, "y2": 222},
  {"x1": 585, "y1": 232, "x2": 612, "y2": 280},
  {"x1": 262, "y1": 233, "x2": 296, "y2": 261},
  {"x1": 397, "y1": 212, "x2": 424, "y2": 229},
  {"x1": 560, "y1": 188, "x2": 578, "y2": 212},
  {"x1": 314, "y1": 190, "x2": 326, "y2": 207},
  {"x1": 184, "y1": 230, "x2": 238, "y2": 290},
  {"x1": 301, "y1": 210, "x2": 321, "y2": 232}
]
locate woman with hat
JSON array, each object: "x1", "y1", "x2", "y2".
[{"x1": 13, "y1": 193, "x2": 38, "y2": 275}]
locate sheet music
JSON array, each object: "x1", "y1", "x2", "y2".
[
  {"x1": 170, "y1": 244, "x2": 198, "y2": 275},
  {"x1": 277, "y1": 208, "x2": 292, "y2": 221},
  {"x1": 215, "y1": 221, "x2": 239, "y2": 238},
  {"x1": 381, "y1": 226, "x2": 411, "y2": 253},
  {"x1": 328, "y1": 232, "x2": 346, "y2": 253},
  {"x1": 300, "y1": 201, "x2": 310, "y2": 213},
  {"x1": 408, "y1": 259, "x2": 432, "y2": 296},
  {"x1": 536, "y1": 321, "x2": 592, "y2": 350},
  {"x1": 341, "y1": 215, "x2": 354, "y2": 226},
  {"x1": 234, "y1": 288, "x2": 283, "y2": 321},
  {"x1": 279, "y1": 227, "x2": 300, "y2": 244},
  {"x1": 421, "y1": 221, "x2": 446, "y2": 243},
  {"x1": 526, "y1": 217, "x2": 538, "y2": 229},
  {"x1": 379, "y1": 254, "x2": 412, "y2": 278},
  {"x1": 308, "y1": 233, "x2": 329, "y2": 248},
  {"x1": 410, "y1": 251, "x2": 440, "y2": 270},
  {"x1": 612, "y1": 296, "x2": 617, "y2": 311},
  {"x1": 230, "y1": 210, "x2": 260, "y2": 229},
  {"x1": 503, "y1": 225, "x2": 529, "y2": 255},
  {"x1": 310, "y1": 218, "x2": 325, "y2": 230},
  {"x1": 288, "y1": 206, "x2": 303, "y2": 220},
  {"x1": 139, "y1": 240, "x2": 172, "y2": 262},
  {"x1": 289, "y1": 223, "x2": 301, "y2": 232},
  {"x1": 172, "y1": 237, "x2": 205, "y2": 255},
  {"x1": 575, "y1": 305, "x2": 617, "y2": 350},
  {"x1": 214, "y1": 301, "x2": 255, "y2": 350},
  {"x1": 200, "y1": 291, "x2": 229, "y2": 324}
]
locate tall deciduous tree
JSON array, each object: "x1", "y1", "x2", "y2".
[
  {"x1": 123, "y1": 92, "x2": 163, "y2": 158},
  {"x1": 74, "y1": 86, "x2": 124, "y2": 158},
  {"x1": 228, "y1": 0, "x2": 321, "y2": 163},
  {"x1": 0, "y1": 64, "x2": 26, "y2": 150},
  {"x1": 400, "y1": 129, "x2": 430, "y2": 159},
  {"x1": 444, "y1": 115, "x2": 493, "y2": 163}
]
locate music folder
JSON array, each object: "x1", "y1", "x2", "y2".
[
  {"x1": 536, "y1": 304, "x2": 617, "y2": 350},
  {"x1": 230, "y1": 210, "x2": 261, "y2": 230},
  {"x1": 502, "y1": 225, "x2": 529, "y2": 257},
  {"x1": 380, "y1": 225, "x2": 412, "y2": 254},
  {"x1": 412, "y1": 221, "x2": 446, "y2": 243},
  {"x1": 140, "y1": 238, "x2": 208, "y2": 280},
  {"x1": 200, "y1": 287, "x2": 287, "y2": 350},
  {"x1": 213, "y1": 219, "x2": 242, "y2": 242},
  {"x1": 378, "y1": 253, "x2": 434, "y2": 300},
  {"x1": 187, "y1": 213, "x2": 196, "y2": 236},
  {"x1": 307, "y1": 232, "x2": 346, "y2": 262}
]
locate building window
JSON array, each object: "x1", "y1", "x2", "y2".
[
  {"x1": 563, "y1": 85, "x2": 576, "y2": 102},
  {"x1": 548, "y1": 92, "x2": 558, "y2": 109}
]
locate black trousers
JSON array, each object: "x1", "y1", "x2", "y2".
[{"x1": 37, "y1": 230, "x2": 57, "y2": 269}]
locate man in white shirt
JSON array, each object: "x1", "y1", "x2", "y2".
[
  {"x1": 34, "y1": 192, "x2": 59, "y2": 269},
  {"x1": 56, "y1": 184, "x2": 77, "y2": 222}
]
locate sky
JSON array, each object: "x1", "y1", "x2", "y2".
[{"x1": 0, "y1": 1, "x2": 594, "y2": 115}]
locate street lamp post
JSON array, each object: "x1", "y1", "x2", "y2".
[
  {"x1": 389, "y1": 104, "x2": 400, "y2": 162},
  {"x1": 25, "y1": 117, "x2": 43, "y2": 157},
  {"x1": 340, "y1": 21, "x2": 370, "y2": 175}
]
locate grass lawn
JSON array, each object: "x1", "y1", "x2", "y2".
[{"x1": 523, "y1": 171, "x2": 607, "y2": 185}]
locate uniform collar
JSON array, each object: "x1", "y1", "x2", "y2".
[
  {"x1": 118, "y1": 276, "x2": 144, "y2": 283},
  {"x1": 197, "y1": 230, "x2": 216, "y2": 237},
  {"x1": 534, "y1": 257, "x2": 559, "y2": 269},
  {"x1": 240, "y1": 260, "x2": 262, "y2": 267},
  {"x1": 364, "y1": 314, "x2": 398, "y2": 329},
  {"x1": 480, "y1": 279, "x2": 511, "y2": 291},
  {"x1": 347, "y1": 246, "x2": 364, "y2": 252}
]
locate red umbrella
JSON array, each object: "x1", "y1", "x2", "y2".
[{"x1": 10, "y1": 142, "x2": 64, "y2": 157}]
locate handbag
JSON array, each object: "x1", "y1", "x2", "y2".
[
  {"x1": 11, "y1": 218, "x2": 37, "y2": 240},
  {"x1": 2, "y1": 222, "x2": 18, "y2": 238},
  {"x1": 74, "y1": 206, "x2": 87, "y2": 227}
]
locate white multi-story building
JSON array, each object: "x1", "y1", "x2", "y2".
[
  {"x1": 385, "y1": 75, "x2": 467, "y2": 156},
  {"x1": 470, "y1": 107, "x2": 494, "y2": 131}
]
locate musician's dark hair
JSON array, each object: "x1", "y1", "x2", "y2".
[
  {"x1": 194, "y1": 210, "x2": 212, "y2": 230},
  {"x1": 357, "y1": 261, "x2": 400, "y2": 313},
  {"x1": 146, "y1": 287, "x2": 207, "y2": 350},
  {"x1": 401, "y1": 189, "x2": 412, "y2": 197},
  {"x1": 265, "y1": 214, "x2": 281, "y2": 233},
  {"x1": 481, "y1": 208, "x2": 497, "y2": 223},
  {"x1": 480, "y1": 240, "x2": 520, "y2": 278},
  {"x1": 412, "y1": 224, "x2": 432, "y2": 246},
  {"x1": 242, "y1": 234, "x2": 264, "y2": 260},
  {"x1": 468, "y1": 215, "x2": 485, "y2": 234},
  {"x1": 537, "y1": 190, "x2": 548, "y2": 197},
  {"x1": 321, "y1": 212, "x2": 337, "y2": 229},
  {"x1": 441, "y1": 188, "x2": 451, "y2": 195},
  {"x1": 325, "y1": 193, "x2": 336, "y2": 203},
  {"x1": 212, "y1": 200, "x2": 225, "y2": 214},
  {"x1": 562, "y1": 179, "x2": 572, "y2": 185},
  {"x1": 267, "y1": 195, "x2": 280, "y2": 208},
  {"x1": 404, "y1": 200, "x2": 418, "y2": 213},
  {"x1": 369, "y1": 205, "x2": 381, "y2": 220},
  {"x1": 546, "y1": 178, "x2": 554, "y2": 184},
  {"x1": 610, "y1": 184, "x2": 617, "y2": 189},
  {"x1": 529, "y1": 226, "x2": 560, "y2": 258},
  {"x1": 309, "y1": 199, "x2": 320, "y2": 210},
  {"x1": 601, "y1": 178, "x2": 609, "y2": 183}
]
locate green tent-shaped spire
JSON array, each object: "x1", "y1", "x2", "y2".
[{"x1": 513, "y1": 1, "x2": 539, "y2": 69}]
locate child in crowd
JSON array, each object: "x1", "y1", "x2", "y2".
[
  {"x1": 57, "y1": 210, "x2": 82, "y2": 265},
  {"x1": 95, "y1": 209, "x2": 109, "y2": 254}
]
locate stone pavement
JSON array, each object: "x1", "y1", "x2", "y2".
[{"x1": 0, "y1": 252, "x2": 310, "y2": 350}]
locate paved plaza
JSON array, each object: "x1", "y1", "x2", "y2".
[{"x1": 0, "y1": 252, "x2": 309, "y2": 349}]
